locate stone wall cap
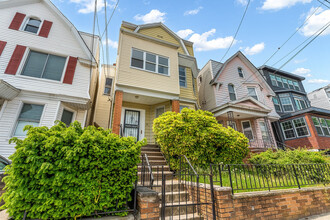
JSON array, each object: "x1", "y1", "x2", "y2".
[{"x1": 136, "y1": 186, "x2": 159, "y2": 199}]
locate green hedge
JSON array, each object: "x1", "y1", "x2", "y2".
[
  {"x1": 153, "y1": 108, "x2": 249, "y2": 169},
  {"x1": 248, "y1": 148, "x2": 329, "y2": 165},
  {"x1": 1, "y1": 121, "x2": 145, "y2": 220}
]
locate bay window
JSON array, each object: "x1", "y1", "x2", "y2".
[
  {"x1": 247, "y1": 87, "x2": 258, "y2": 100},
  {"x1": 292, "y1": 118, "x2": 309, "y2": 137},
  {"x1": 279, "y1": 93, "x2": 294, "y2": 112}
]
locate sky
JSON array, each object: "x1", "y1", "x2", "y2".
[{"x1": 52, "y1": 0, "x2": 330, "y2": 93}]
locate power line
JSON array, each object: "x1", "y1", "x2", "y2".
[
  {"x1": 219, "y1": 0, "x2": 251, "y2": 63},
  {"x1": 316, "y1": 0, "x2": 330, "y2": 9},
  {"x1": 101, "y1": 0, "x2": 120, "y2": 39},
  {"x1": 263, "y1": 3, "x2": 322, "y2": 65}
]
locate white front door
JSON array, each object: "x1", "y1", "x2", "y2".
[{"x1": 121, "y1": 108, "x2": 145, "y2": 141}]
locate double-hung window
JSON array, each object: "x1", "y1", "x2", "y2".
[
  {"x1": 22, "y1": 51, "x2": 67, "y2": 81},
  {"x1": 288, "y1": 80, "x2": 294, "y2": 89},
  {"x1": 155, "y1": 106, "x2": 165, "y2": 118},
  {"x1": 312, "y1": 117, "x2": 324, "y2": 136},
  {"x1": 281, "y1": 121, "x2": 295, "y2": 139},
  {"x1": 104, "y1": 78, "x2": 113, "y2": 95},
  {"x1": 294, "y1": 95, "x2": 307, "y2": 110},
  {"x1": 228, "y1": 84, "x2": 236, "y2": 101},
  {"x1": 282, "y1": 78, "x2": 289, "y2": 89},
  {"x1": 293, "y1": 81, "x2": 300, "y2": 91},
  {"x1": 238, "y1": 67, "x2": 244, "y2": 78},
  {"x1": 242, "y1": 121, "x2": 254, "y2": 140},
  {"x1": 319, "y1": 118, "x2": 330, "y2": 136},
  {"x1": 272, "y1": 97, "x2": 282, "y2": 112},
  {"x1": 179, "y1": 66, "x2": 186, "y2": 87},
  {"x1": 247, "y1": 87, "x2": 258, "y2": 100},
  {"x1": 259, "y1": 121, "x2": 270, "y2": 141},
  {"x1": 269, "y1": 74, "x2": 277, "y2": 86},
  {"x1": 227, "y1": 121, "x2": 237, "y2": 130},
  {"x1": 24, "y1": 18, "x2": 41, "y2": 34},
  {"x1": 276, "y1": 76, "x2": 283, "y2": 87},
  {"x1": 131, "y1": 48, "x2": 169, "y2": 75},
  {"x1": 292, "y1": 118, "x2": 309, "y2": 137},
  {"x1": 61, "y1": 109, "x2": 74, "y2": 127},
  {"x1": 14, "y1": 103, "x2": 44, "y2": 136},
  {"x1": 279, "y1": 93, "x2": 294, "y2": 112}
]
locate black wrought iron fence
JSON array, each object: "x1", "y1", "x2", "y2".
[{"x1": 209, "y1": 163, "x2": 330, "y2": 194}]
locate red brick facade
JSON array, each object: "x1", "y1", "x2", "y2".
[
  {"x1": 283, "y1": 113, "x2": 330, "y2": 149},
  {"x1": 172, "y1": 100, "x2": 180, "y2": 113},
  {"x1": 112, "y1": 90, "x2": 123, "y2": 135}
]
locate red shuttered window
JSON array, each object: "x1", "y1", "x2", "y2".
[
  {"x1": 63, "y1": 57, "x2": 78, "y2": 84},
  {"x1": 38, "y1": 20, "x2": 53, "y2": 38},
  {"x1": 9, "y1": 12, "x2": 26, "y2": 30},
  {"x1": 5, "y1": 45, "x2": 27, "y2": 75}
]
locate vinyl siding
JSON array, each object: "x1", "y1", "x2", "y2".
[
  {"x1": 116, "y1": 32, "x2": 180, "y2": 95},
  {"x1": 198, "y1": 61, "x2": 217, "y2": 111},
  {"x1": 186, "y1": 45, "x2": 194, "y2": 57},
  {"x1": 138, "y1": 27, "x2": 185, "y2": 54},
  {"x1": 179, "y1": 67, "x2": 197, "y2": 101},
  {"x1": 308, "y1": 89, "x2": 330, "y2": 110}
]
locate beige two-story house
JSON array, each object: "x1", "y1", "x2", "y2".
[{"x1": 109, "y1": 21, "x2": 199, "y2": 143}]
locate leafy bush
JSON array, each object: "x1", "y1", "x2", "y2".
[
  {"x1": 153, "y1": 108, "x2": 249, "y2": 169},
  {"x1": 1, "y1": 121, "x2": 144, "y2": 220},
  {"x1": 248, "y1": 148, "x2": 329, "y2": 165}
]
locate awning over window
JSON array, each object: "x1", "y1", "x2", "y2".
[{"x1": 0, "y1": 79, "x2": 20, "y2": 100}]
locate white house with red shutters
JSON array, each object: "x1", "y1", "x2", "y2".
[{"x1": 0, "y1": 0, "x2": 100, "y2": 158}]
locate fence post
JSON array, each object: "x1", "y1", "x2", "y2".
[
  {"x1": 209, "y1": 174, "x2": 217, "y2": 220},
  {"x1": 292, "y1": 164, "x2": 301, "y2": 189},
  {"x1": 227, "y1": 165, "x2": 234, "y2": 195},
  {"x1": 161, "y1": 166, "x2": 165, "y2": 220}
]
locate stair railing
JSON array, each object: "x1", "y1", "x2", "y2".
[{"x1": 144, "y1": 153, "x2": 154, "y2": 189}]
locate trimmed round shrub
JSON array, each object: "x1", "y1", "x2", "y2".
[
  {"x1": 248, "y1": 148, "x2": 329, "y2": 165},
  {"x1": 1, "y1": 121, "x2": 145, "y2": 220},
  {"x1": 153, "y1": 108, "x2": 249, "y2": 169}
]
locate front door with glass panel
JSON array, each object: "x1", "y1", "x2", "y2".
[{"x1": 124, "y1": 110, "x2": 140, "y2": 140}]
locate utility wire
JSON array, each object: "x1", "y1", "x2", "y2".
[
  {"x1": 263, "y1": 3, "x2": 322, "y2": 65},
  {"x1": 316, "y1": 0, "x2": 330, "y2": 9},
  {"x1": 101, "y1": 0, "x2": 120, "y2": 39},
  {"x1": 219, "y1": 0, "x2": 251, "y2": 63}
]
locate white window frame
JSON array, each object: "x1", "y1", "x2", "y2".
[
  {"x1": 228, "y1": 84, "x2": 236, "y2": 101},
  {"x1": 60, "y1": 107, "x2": 76, "y2": 127},
  {"x1": 12, "y1": 101, "x2": 46, "y2": 138},
  {"x1": 312, "y1": 117, "x2": 324, "y2": 136},
  {"x1": 18, "y1": 48, "x2": 69, "y2": 84},
  {"x1": 279, "y1": 94, "x2": 294, "y2": 112},
  {"x1": 21, "y1": 16, "x2": 43, "y2": 35},
  {"x1": 130, "y1": 48, "x2": 170, "y2": 76},
  {"x1": 227, "y1": 121, "x2": 237, "y2": 130},
  {"x1": 269, "y1": 74, "x2": 277, "y2": 86},
  {"x1": 155, "y1": 105, "x2": 165, "y2": 118},
  {"x1": 241, "y1": 120, "x2": 254, "y2": 141},
  {"x1": 276, "y1": 76, "x2": 283, "y2": 87},
  {"x1": 293, "y1": 81, "x2": 300, "y2": 91},
  {"x1": 281, "y1": 77, "x2": 289, "y2": 89},
  {"x1": 292, "y1": 117, "x2": 310, "y2": 138},
  {"x1": 247, "y1": 87, "x2": 258, "y2": 101},
  {"x1": 281, "y1": 120, "x2": 296, "y2": 140},
  {"x1": 294, "y1": 95, "x2": 307, "y2": 111},
  {"x1": 179, "y1": 66, "x2": 187, "y2": 88},
  {"x1": 319, "y1": 118, "x2": 330, "y2": 136},
  {"x1": 288, "y1": 80, "x2": 294, "y2": 89},
  {"x1": 259, "y1": 121, "x2": 270, "y2": 141},
  {"x1": 272, "y1": 97, "x2": 282, "y2": 112}
]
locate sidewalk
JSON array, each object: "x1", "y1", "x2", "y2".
[{"x1": 299, "y1": 212, "x2": 330, "y2": 220}]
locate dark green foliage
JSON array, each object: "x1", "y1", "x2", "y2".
[
  {"x1": 153, "y1": 108, "x2": 249, "y2": 169},
  {"x1": 248, "y1": 148, "x2": 329, "y2": 165},
  {"x1": 1, "y1": 121, "x2": 145, "y2": 220}
]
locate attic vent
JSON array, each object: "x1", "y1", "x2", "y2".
[{"x1": 157, "y1": 35, "x2": 163, "y2": 39}]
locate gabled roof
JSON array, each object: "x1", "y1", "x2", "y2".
[
  {"x1": 122, "y1": 21, "x2": 192, "y2": 56},
  {"x1": 210, "y1": 60, "x2": 223, "y2": 78},
  {"x1": 210, "y1": 51, "x2": 276, "y2": 96},
  {"x1": 259, "y1": 65, "x2": 305, "y2": 81},
  {"x1": 230, "y1": 96, "x2": 272, "y2": 112},
  {"x1": 0, "y1": 0, "x2": 98, "y2": 62}
]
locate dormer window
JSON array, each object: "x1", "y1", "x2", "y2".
[
  {"x1": 24, "y1": 18, "x2": 41, "y2": 34},
  {"x1": 238, "y1": 67, "x2": 244, "y2": 78}
]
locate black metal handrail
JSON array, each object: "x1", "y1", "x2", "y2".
[
  {"x1": 144, "y1": 154, "x2": 154, "y2": 188},
  {"x1": 181, "y1": 155, "x2": 198, "y2": 176},
  {"x1": 209, "y1": 163, "x2": 330, "y2": 194},
  {"x1": 119, "y1": 124, "x2": 123, "y2": 137},
  {"x1": 275, "y1": 140, "x2": 295, "y2": 151}
]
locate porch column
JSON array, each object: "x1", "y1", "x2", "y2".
[
  {"x1": 227, "y1": 111, "x2": 236, "y2": 130},
  {"x1": 112, "y1": 90, "x2": 123, "y2": 135},
  {"x1": 264, "y1": 117, "x2": 275, "y2": 148},
  {"x1": 172, "y1": 100, "x2": 180, "y2": 113}
]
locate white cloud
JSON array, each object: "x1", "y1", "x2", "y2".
[
  {"x1": 176, "y1": 29, "x2": 194, "y2": 39},
  {"x1": 134, "y1": 9, "x2": 166, "y2": 24},
  {"x1": 261, "y1": 0, "x2": 312, "y2": 11},
  {"x1": 294, "y1": 58, "x2": 307, "y2": 64},
  {"x1": 300, "y1": 8, "x2": 330, "y2": 37},
  {"x1": 308, "y1": 79, "x2": 330, "y2": 84},
  {"x1": 184, "y1": 7, "x2": 203, "y2": 16},
  {"x1": 236, "y1": 0, "x2": 249, "y2": 6},
  {"x1": 103, "y1": 38, "x2": 118, "y2": 49},
  {"x1": 188, "y1": 29, "x2": 236, "y2": 52},
  {"x1": 293, "y1": 67, "x2": 312, "y2": 77},
  {"x1": 69, "y1": 0, "x2": 116, "y2": 14},
  {"x1": 243, "y1": 42, "x2": 265, "y2": 55}
]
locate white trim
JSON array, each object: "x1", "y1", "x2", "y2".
[
  {"x1": 292, "y1": 117, "x2": 310, "y2": 138},
  {"x1": 247, "y1": 86, "x2": 259, "y2": 101},
  {"x1": 82, "y1": 110, "x2": 88, "y2": 127},
  {"x1": 121, "y1": 107, "x2": 145, "y2": 141},
  {"x1": 115, "y1": 85, "x2": 179, "y2": 100},
  {"x1": 20, "y1": 16, "x2": 43, "y2": 35},
  {"x1": 53, "y1": 101, "x2": 61, "y2": 125}
]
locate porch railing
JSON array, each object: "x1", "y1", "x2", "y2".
[{"x1": 248, "y1": 139, "x2": 276, "y2": 149}]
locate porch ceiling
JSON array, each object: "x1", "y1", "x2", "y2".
[
  {"x1": 123, "y1": 92, "x2": 168, "y2": 105},
  {"x1": 0, "y1": 79, "x2": 20, "y2": 100}
]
